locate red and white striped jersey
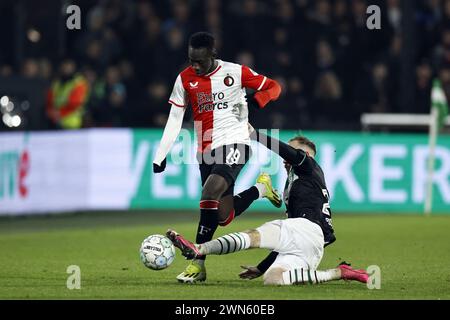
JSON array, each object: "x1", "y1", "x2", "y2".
[{"x1": 168, "y1": 59, "x2": 280, "y2": 153}]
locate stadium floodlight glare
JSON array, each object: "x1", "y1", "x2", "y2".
[
  {"x1": 21, "y1": 101, "x2": 30, "y2": 110},
  {"x1": 27, "y1": 28, "x2": 41, "y2": 43},
  {"x1": 2, "y1": 113, "x2": 12, "y2": 127},
  {"x1": 5, "y1": 102, "x2": 14, "y2": 112},
  {"x1": 0, "y1": 96, "x2": 9, "y2": 107},
  {"x1": 11, "y1": 115, "x2": 21, "y2": 127}
]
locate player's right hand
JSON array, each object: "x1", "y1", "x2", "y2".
[
  {"x1": 153, "y1": 158, "x2": 166, "y2": 173},
  {"x1": 239, "y1": 265, "x2": 262, "y2": 280}
]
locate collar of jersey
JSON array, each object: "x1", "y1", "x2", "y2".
[{"x1": 202, "y1": 60, "x2": 223, "y2": 78}]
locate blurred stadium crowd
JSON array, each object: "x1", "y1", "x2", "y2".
[{"x1": 0, "y1": 0, "x2": 449, "y2": 130}]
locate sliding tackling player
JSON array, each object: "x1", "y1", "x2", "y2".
[{"x1": 167, "y1": 126, "x2": 369, "y2": 285}]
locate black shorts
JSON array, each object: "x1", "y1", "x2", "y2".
[{"x1": 198, "y1": 144, "x2": 252, "y2": 197}]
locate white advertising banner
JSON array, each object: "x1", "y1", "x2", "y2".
[{"x1": 0, "y1": 129, "x2": 132, "y2": 215}]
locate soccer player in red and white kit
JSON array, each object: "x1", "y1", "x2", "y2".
[{"x1": 152, "y1": 32, "x2": 282, "y2": 283}]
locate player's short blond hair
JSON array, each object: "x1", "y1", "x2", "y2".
[{"x1": 288, "y1": 136, "x2": 317, "y2": 156}]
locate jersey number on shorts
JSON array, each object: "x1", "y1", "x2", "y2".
[{"x1": 226, "y1": 148, "x2": 241, "y2": 165}]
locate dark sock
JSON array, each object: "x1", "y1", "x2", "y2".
[
  {"x1": 233, "y1": 186, "x2": 260, "y2": 217},
  {"x1": 196, "y1": 200, "x2": 220, "y2": 261}
]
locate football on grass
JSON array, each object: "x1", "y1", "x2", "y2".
[{"x1": 140, "y1": 234, "x2": 176, "y2": 270}]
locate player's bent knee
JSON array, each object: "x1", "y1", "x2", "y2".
[{"x1": 263, "y1": 268, "x2": 286, "y2": 286}]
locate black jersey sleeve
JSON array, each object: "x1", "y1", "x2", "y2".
[
  {"x1": 252, "y1": 129, "x2": 313, "y2": 173},
  {"x1": 256, "y1": 251, "x2": 279, "y2": 273}
]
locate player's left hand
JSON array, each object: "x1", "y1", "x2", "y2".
[
  {"x1": 153, "y1": 158, "x2": 166, "y2": 173},
  {"x1": 239, "y1": 265, "x2": 262, "y2": 280}
]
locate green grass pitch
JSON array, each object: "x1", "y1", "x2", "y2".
[{"x1": 0, "y1": 210, "x2": 449, "y2": 300}]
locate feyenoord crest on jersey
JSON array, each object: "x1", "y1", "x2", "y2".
[{"x1": 224, "y1": 75, "x2": 234, "y2": 87}]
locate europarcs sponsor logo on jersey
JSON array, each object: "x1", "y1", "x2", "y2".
[
  {"x1": 0, "y1": 137, "x2": 30, "y2": 201},
  {"x1": 197, "y1": 91, "x2": 229, "y2": 113}
]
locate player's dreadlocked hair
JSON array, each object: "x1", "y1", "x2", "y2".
[
  {"x1": 189, "y1": 32, "x2": 215, "y2": 51},
  {"x1": 289, "y1": 136, "x2": 317, "y2": 156}
]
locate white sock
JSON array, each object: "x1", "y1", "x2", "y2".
[
  {"x1": 199, "y1": 232, "x2": 251, "y2": 255},
  {"x1": 255, "y1": 183, "x2": 266, "y2": 198},
  {"x1": 282, "y1": 268, "x2": 341, "y2": 285}
]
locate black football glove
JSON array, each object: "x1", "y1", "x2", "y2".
[
  {"x1": 246, "y1": 94, "x2": 261, "y2": 110},
  {"x1": 153, "y1": 158, "x2": 166, "y2": 173}
]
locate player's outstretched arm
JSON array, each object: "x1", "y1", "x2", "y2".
[
  {"x1": 153, "y1": 105, "x2": 186, "y2": 173},
  {"x1": 250, "y1": 128, "x2": 307, "y2": 166}
]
